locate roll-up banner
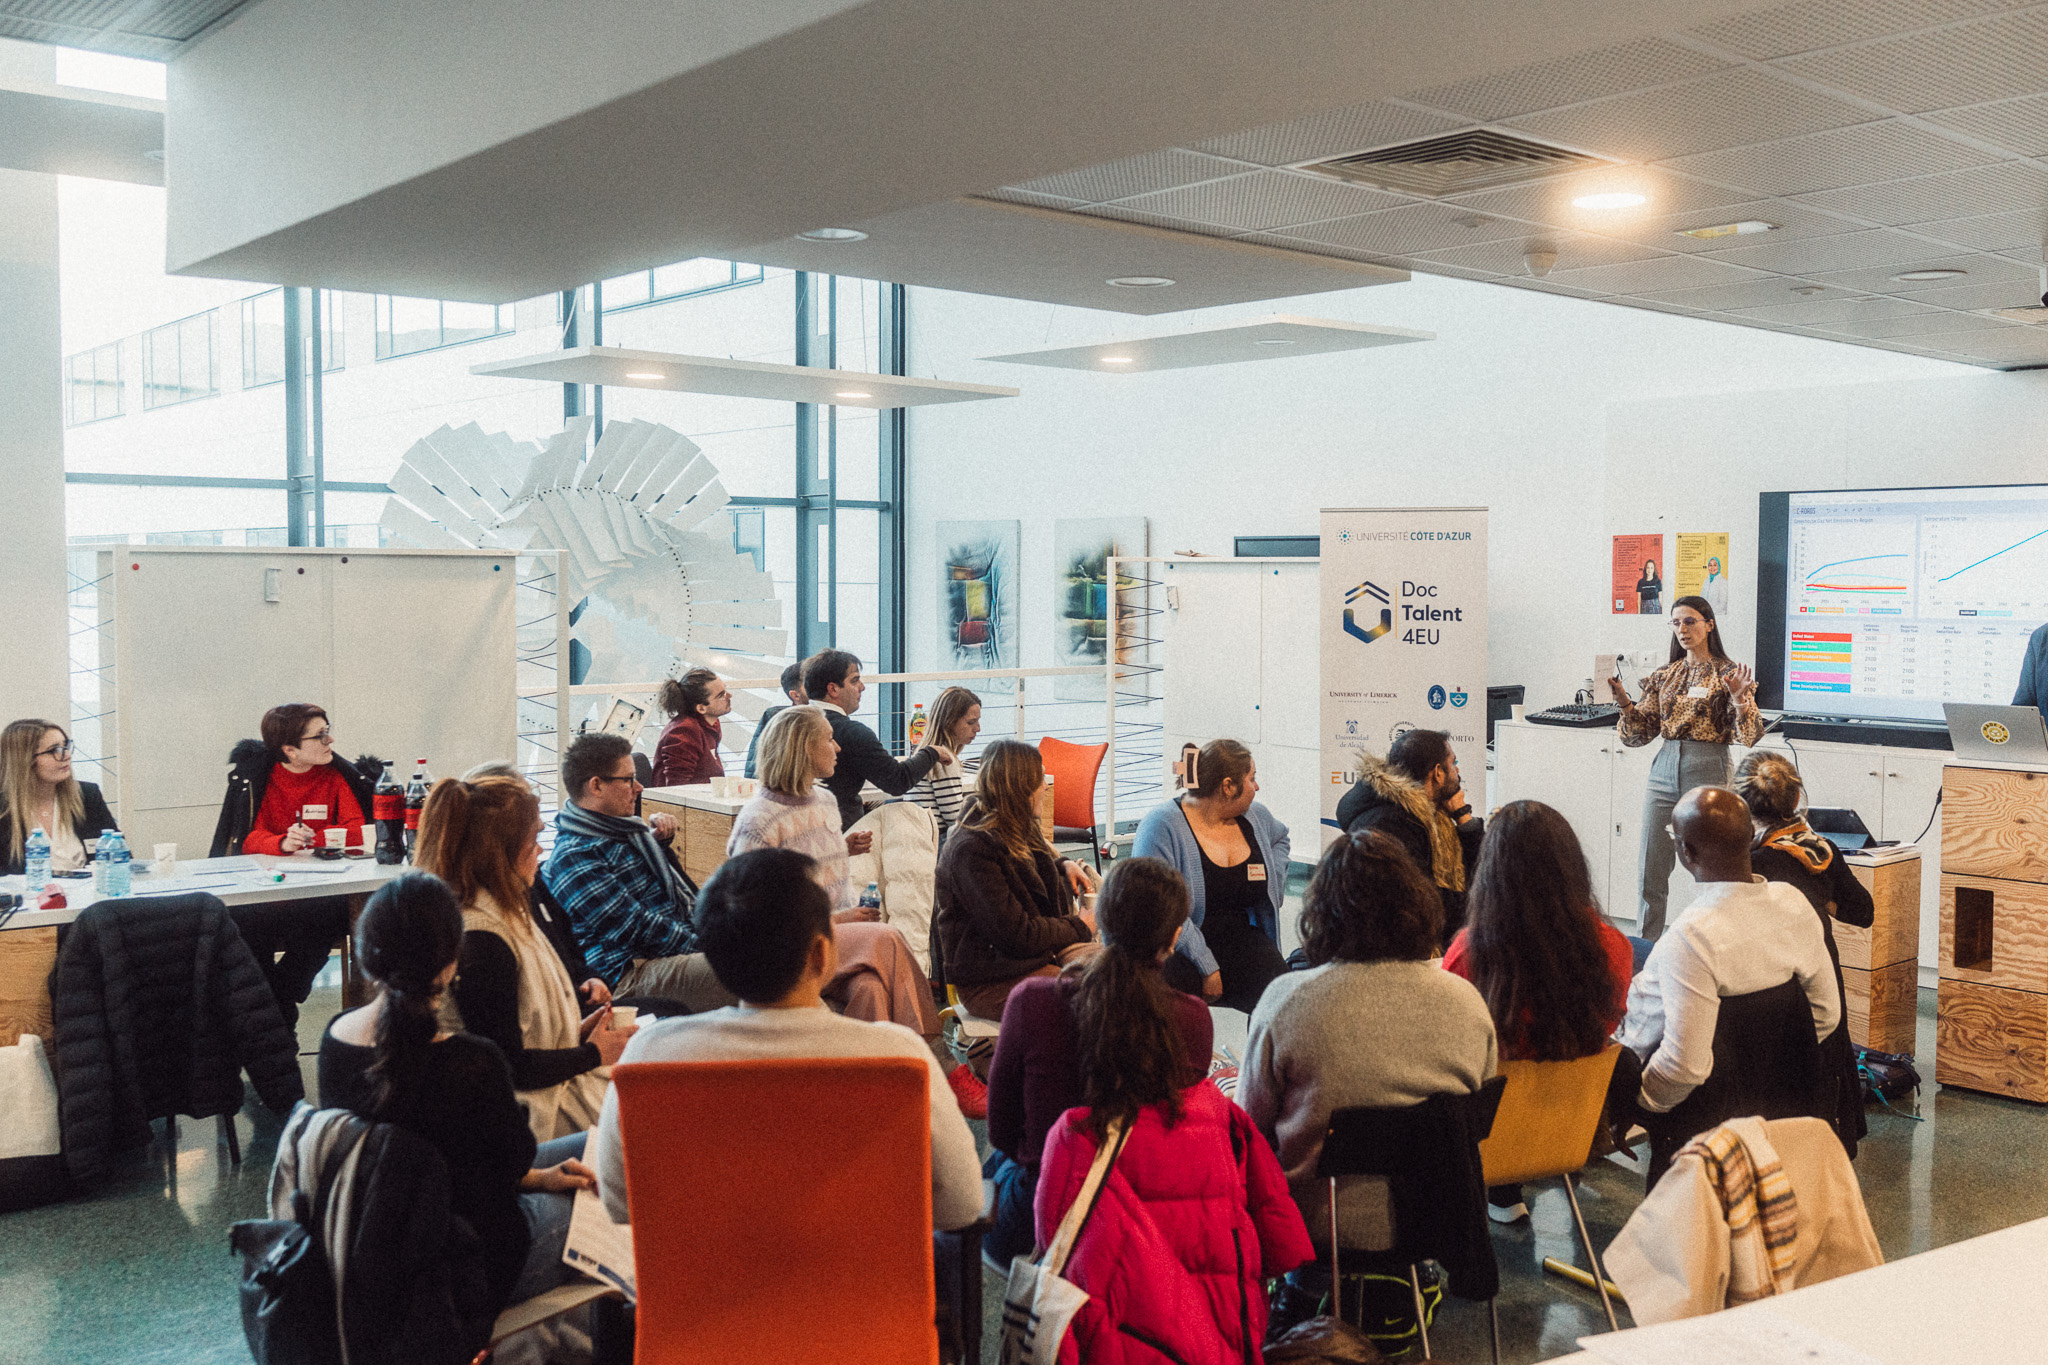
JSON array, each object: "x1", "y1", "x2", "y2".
[{"x1": 1320, "y1": 507, "x2": 1489, "y2": 833}]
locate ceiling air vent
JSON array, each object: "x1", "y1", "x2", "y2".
[{"x1": 1306, "y1": 130, "x2": 1613, "y2": 198}]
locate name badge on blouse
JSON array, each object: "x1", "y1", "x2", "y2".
[
  {"x1": 300, "y1": 804, "x2": 328, "y2": 821},
  {"x1": 1247, "y1": 864, "x2": 1267, "y2": 882},
  {"x1": 1685, "y1": 686, "x2": 1710, "y2": 699}
]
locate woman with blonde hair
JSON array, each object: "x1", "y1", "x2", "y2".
[
  {"x1": 416, "y1": 774, "x2": 636, "y2": 1140},
  {"x1": 907, "y1": 686, "x2": 982, "y2": 839},
  {"x1": 934, "y1": 738, "x2": 1100, "y2": 1024},
  {"x1": 728, "y1": 706, "x2": 987, "y2": 1114},
  {"x1": 0, "y1": 719, "x2": 115, "y2": 876}
]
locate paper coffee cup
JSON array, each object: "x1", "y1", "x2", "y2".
[
  {"x1": 1510, "y1": 704, "x2": 1527, "y2": 721},
  {"x1": 322, "y1": 827, "x2": 346, "y2": 849},
  {"x1": 610, "y1": 1006, "x2": 639, "y2": 1028},
  {"x1": 153, "y1": 843, "x2": 177, "y2": 874}
]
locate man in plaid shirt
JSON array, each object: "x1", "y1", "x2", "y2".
[{"x1": 543, "y1": 732, "x2": 737, "y2": 1013}]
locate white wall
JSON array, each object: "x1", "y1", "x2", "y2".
[
  {"x1": 0, "y1": 164, "x2": 68, "y2": 724},
  {"x1": 904, "y1": 272, "x2": 1980, "y2": 713}
]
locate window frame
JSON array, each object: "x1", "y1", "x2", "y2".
[
  {"x1": 372, "y1": 295, "x2": 515, "y2": 361},
  {"x1": 65, "y1": 340, "x2": 124, "y2": 426},
  {"x1": 139, "y1": 309, "x2": 219, "y2": 411}
]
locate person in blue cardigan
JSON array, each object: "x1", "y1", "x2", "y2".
[
  {"x1": 1132, "y1": 738, "x2": 1290, "y2": 1014},
  {"x1": 2017, "y1": 622, "x2": 2048, "y2": 730}
]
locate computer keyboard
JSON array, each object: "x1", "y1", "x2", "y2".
[{"x1": 1526, "y1": 703, "x2": 1622, "y2": 728}]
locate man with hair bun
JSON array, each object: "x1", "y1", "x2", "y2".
[{"x1": 650, "y1": 667, "x2": 730, "y2": 787}]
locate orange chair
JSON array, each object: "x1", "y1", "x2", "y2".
[
  {"x1": 1038, "y1": 736, "x2": 1108, "y2": 869},
  {"x1": 612, "y1": 1057, "x2": 938, "y2": 1365}
]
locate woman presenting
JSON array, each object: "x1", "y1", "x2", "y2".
[{"x1": 1608, "y1": 595, "x2": 1763, "y2": 939}]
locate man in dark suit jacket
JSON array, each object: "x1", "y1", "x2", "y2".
[
  {"x1": 743, "y1": 661, "x2": 809, "y2": 779},
  {"x1": 801, "y1": 649, "x2": 954, "y2": 830}
]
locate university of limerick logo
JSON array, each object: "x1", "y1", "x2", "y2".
[{"x1": 1343, "y1": 580, "x2": 1392, "y2": 644}]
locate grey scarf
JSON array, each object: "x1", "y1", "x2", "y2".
[{"x1": 555, "y1": 800, "x2": 697, "y2": 912}]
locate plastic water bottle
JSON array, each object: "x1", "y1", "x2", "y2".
[
  {"x1": 93, "y1": 830, "x2": 114, "y2": 893},
  {"x1": 859, "y1": 881, "x2": 881, "y2": 913},
  {"x1": 104, "y1": 831, "x2": 131, "y2": 898},
  {"x1": 23, "y1": 827, "x2": 49, "y2": 896}
]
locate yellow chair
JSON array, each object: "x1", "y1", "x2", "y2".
[{"x1": 1477, "y1": 1043, "x2": 1624, "y2": 1332}]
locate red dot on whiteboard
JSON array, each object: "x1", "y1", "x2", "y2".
[{"x1": 131, "y1": 563, "x2": 140, "y2": 570}]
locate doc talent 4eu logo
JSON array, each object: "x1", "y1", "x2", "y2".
[{"x1": 1343, "y1": 581, "x2": 1392, "y2": 643}]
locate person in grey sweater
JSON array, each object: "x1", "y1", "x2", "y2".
[{"x1": 1239, "y1": 829, "x2": 1497, "y2": 1253}]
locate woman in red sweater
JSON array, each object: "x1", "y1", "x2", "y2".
[
  {"x1": 1442, "y1": 799, "x2": 1631, "y2": 1223},
  {"x1": 649, "y1": 668, "x2": 730, "y2": 787},
  {"x1": 242, "y1": 704, "x2": 369, "y2": 854}
]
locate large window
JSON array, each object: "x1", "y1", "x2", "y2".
[
  {"x1": 602, "y1": 259, "x2": 765, "y2": 312},
  {"x1": 241, "y1": 288, "x2": 346, "y2": 387},
  {"x1": 373, "y1": 296, "x2": 514, "y2": 359},
  {"x1": 140, "y1": 310, "x2": 217, "y2": 409},
  {"x1": 65, "y1": 342, "x2": 122, "y2": 425}
]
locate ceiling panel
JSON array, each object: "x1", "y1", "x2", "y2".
[
  {"x1": 1015, "y1": 149, "x2": 1249, "y2": 204},
  {"x1": 0, "y1": 0, "x2": 251, "y2": 57},
  {"x1": 1923, "y1": 326, "x2": 2048, "y2": 361},
  {"x1": 1411, "y1": 231, "x2": 1667, "y2": 276},
  {"x1": 1661, "y1": 119, "x2": 1996, "y2": 197},
  {"x1": 1883, "y1": 276, "x2": 2046, "y2": 310},
  {"x1": 1188, "y1": 101, "x2": 1467, "y2": 168},
  {"x1": 1439, "y1": 167, "x2": 1748, "y2": 227},
  {"x1": 978, "y1": 186, "x2": 1087, "y2": 210},
  {"x1": 1921, "y1": 94, "x2": 2048, "y2": 156},
  {"x1": 1635, "y1": 275, "x2": 1862, "y2": 310},
  {"x1": 1722, "y1": 294, "x2": 1943, "y2": 323},
  {"x1": 1685, "y1": 0, "x2": 2035, "y2": 60},
  {"x1": 1915, "y1": 207, "x2": 2048, "y2": 254},
  {"x1": 1701, "y1": 226, "x2": 1965, "y2": 273},
  {"x1": 1793, "y1": 160, "x2": 2048, "y2": 226},
  {"x1": 1504, "y1": 69, "x2": 1875, "y2": 163},
  {"x1": 1822, "y1": 309, "x2": 2021, "y2": 337},
  {"x1": 1591, "y1": 198, "x2": 1861, "y2": 253},
  {"x1": 1403, "y1": 37, "x2": 1730, "y2": 122},
  {"x1": 1268, "y1": 201, "x2": 1545, "y2": 256},
  {"x1": 1550, "y1": 252, "x2": 1772, "y2": 293},
  {"x1": 1799, "y1": 251, "x2": 2039, "y2": 292},
  {"x1": 1777, "y1": 8, "x2": 2048, "y2": 112},
  {"x1": 1105, "y1": 169, "x2": 1409, "y2": 232}
]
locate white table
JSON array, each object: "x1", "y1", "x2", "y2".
[{"x1": 1547, "y1": 1215, "x2": 2048, "y2": 1361}]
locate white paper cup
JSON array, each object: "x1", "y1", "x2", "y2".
[
  {"x1": 1510, "y1": 704, "x2": 1527, "y2": 721},
  {"x1": 609, "y1": 1006, "x2": 639, "y2": 1028},
  {"x1": 322, "y1": 826, "x2": 346, "y2": 849},
  {"x1": 153, "y1": 843, "x2": 177, "y2": 875}
]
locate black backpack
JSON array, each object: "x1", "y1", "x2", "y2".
[
  {"x1": 1856, "y1": 1046, "x2": 1922, "y2": 1111},
  {"x1": 228, "y1": 1117, "x2": 366, "y2": 1365}
]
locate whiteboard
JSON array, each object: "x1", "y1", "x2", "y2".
[
  {"x1": 1154, "y1": 558, "x2": 1323, "y2": 854},
  {"x1": 108, "y1": 547, "x2": 521, "y2": 854}
]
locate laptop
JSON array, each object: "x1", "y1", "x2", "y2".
[
  {"x1": 1944, "y1": 703, "x2": 2048, "y2": 765},
  {"x1": 1805, "y1": 807, "x2": 1876, "y2": 852}
]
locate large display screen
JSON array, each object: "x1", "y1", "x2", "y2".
[{"x1": 1759, "y1": 484, "x2": 2048, "y2": 721}]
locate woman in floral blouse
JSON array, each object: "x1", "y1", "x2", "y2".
[{"x1": 1608, "y1": 595, "x2": 1762, "y2": 939}]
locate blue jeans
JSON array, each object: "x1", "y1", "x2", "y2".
[
  {"x1": 510, "y1": 1132, "x2": 589, "y2": 1304},
  {"x1": 983, "y1": 1149, "x2": 1038, "y2": 1268}
]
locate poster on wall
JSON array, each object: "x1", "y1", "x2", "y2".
[
  {"x1": 937, "y1": 520, "x2": 1019, "y2": 692},
  {"x1": 1674, "y1": 531, "x2": 1733, "y2": 615},
  {"x1": 1052, "y1": 517, "x2": 1147, "y2": 701},
  {"x1": 1612, "y1": 534, "x2": 1665, "y2": 615},
  {"x1": 1319, "y1": 507, "x2": 1489, "y2": 837}
]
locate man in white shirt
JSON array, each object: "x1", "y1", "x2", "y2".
[
  {"x1": 592, "y1": 846, "x2": 983, "y2": 1230},
  {"x1": 1618, "y1": 786, "x2": 1840, "y2": 1115}
]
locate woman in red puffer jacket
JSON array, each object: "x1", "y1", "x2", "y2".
[{"x1": 1034, "y1": 859, "x2": 1312, "y2": 1365}]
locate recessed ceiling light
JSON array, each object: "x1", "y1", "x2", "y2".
[
  {"x1": 1254, "y1": 338, "x2": 1297, "y2": 346},
  {"x1": 1101, "y1": 356, "x2": 1135, "y2": 364},
  {"x1": 834, "y1": 390, "x2": 872, "y2": 399},
  {"x1": 1106, "y1": 276, "x2": 1175, "y2": 288},
  {"x1": 1791, "y1": 286, "x2": 1827, "y2": 296},
  {"x1": 1893, "y1": 268, "x2": 1967, "y2": 282},
  {"x1": 1676, "y1": 219, "x2": 1776, "y2": 239},
  {"x1": 624, "y1": 371, "x2": 665, "y2": 380},
  {"x1": 797, "y1": 227, "x2": 867, "y2": 242},
  {"x1": 1572, "y1": 191, "x2": 1647, "y2": 210}
]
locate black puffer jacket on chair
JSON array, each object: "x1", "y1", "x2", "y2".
[{"x1": 53, "y1": 892, "x2": 303, "y2": 1181}]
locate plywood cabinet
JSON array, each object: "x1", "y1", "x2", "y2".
[{"x1": 1936, "y1": 764, "x2": 2048, "y2": 1101}]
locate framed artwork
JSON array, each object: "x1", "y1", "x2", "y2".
[
  {"x1": 1053, "y1": 516, "x2": 1147, "y2": 700},
  {"x1": 938, "y1": 520, "x2": 1019, "y2": 689}
]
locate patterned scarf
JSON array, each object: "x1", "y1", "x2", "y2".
[
  {"x1": 555, "y1": 799, "x2": 696, "y2": 911},
  {"x1": 1761, "y1": 819, "x2": 1835, "y2": 875},
  {"x1": 1678, "y1": 1116, "x2": 1799, "y2": 1304}
]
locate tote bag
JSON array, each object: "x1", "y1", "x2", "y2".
[
  {"x1": 0, "y1": 1034, "x2": 68, "y2": 1212},
  {"x1": 998, "y1": 1119, "x2": 1127, "y2": 1365}
]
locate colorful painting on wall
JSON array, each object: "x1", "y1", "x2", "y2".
[
  {"x1": 1053, "y1": 517, "x2": 1147, "y2": 700},
  {"x1": 938, "y1": 520, "x2": 1019, "y2": 690}
]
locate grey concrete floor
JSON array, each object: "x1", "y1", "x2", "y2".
[{"x1": 6, "y1": 974, "x2": 2046, "y2": 1364}]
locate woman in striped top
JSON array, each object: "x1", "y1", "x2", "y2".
[{"x1": 908, "y1": 686, "x2": 981, "y2": 840}]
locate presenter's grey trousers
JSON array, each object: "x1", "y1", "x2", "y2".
[{"x1": 1636, "y1": 738, "x2": 1732, "y2": 939}]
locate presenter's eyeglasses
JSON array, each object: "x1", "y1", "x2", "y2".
[{"x1": 35, "y1": 742, "x2": 74, "y2": 760}]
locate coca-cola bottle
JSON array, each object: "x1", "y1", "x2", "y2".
[
  {"x1": 403, "y1": 758, "x2": 430, "y2": 860},
  {"x1": 373, "y1": 763, "x2": 406, "y2": 864}
]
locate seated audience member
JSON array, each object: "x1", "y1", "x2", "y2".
[
  {"x1": 1617, "y1": 787, "x2": 1841, "y2": 1119},
  {"x1": 545, "y1": 732, "x2": 737, "y2": 1014},
  {"x1": 742, "y1": 662, "x2": 806, "y2": 780},
  {"x1": 1240, "y1": 829, "x2": 1496, "y2": 1264},
  {"x1": 934, "y1": 738, "x2": 1100, "y2": 1024},
  {"x1": 803, "y1": 648, "x2": 954, "y2": 830},
  {"x1": 591, "y1": 848, "x2": 983, "y2": 1231},
  {"x1": 906, "y1": 686, "x2": 981, "y2": 842},
  {"x1": 1335, "y1": 728, "x2": 1484, "y2": 938},
  {"x1": 984, "y1": 856, "x2": 1214, "y2": 1265},
  {"x1": 1036, "y1": 867, "x2": 1313, "y2": 1365},
  {"x1": 1736, "y1": 752, "x2": 1873, "y2": 1155},
  {"x1": 416, "y1": 773, "x2": 636, "y2": 1140},
  {"x1": 727, "y1": 706, "x2": 982, "y2": 1116},
  {"x1": 209, "y1": 703, "x2": 368, "y2": 1024},
  {"x1": 649, "y1": 667, "x2": 730, "y2": 787},
  {"x1": 1443, "y1": 799, "x2": 1632, "y2": 1222},
  {"x1": 320, "y1": 872, "x2": 599, "y2": 1318},
  {"x1": 1132, "y1": 738, "x2": 1290, "y2": 1013},
  {"x1": 1, "y1": 719, "x2": 115, "y2": 875}
]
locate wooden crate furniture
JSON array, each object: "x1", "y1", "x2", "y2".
[
  {"x1": 1936, "y1": 765, "x2": 2048, "y2": 1102},
  {"x1": 640, "y1": 785, "x2": 748, "y2": 886},
  {"x1": 1837, "y1": 855, "x2": 1921, "y2": 1055}
]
